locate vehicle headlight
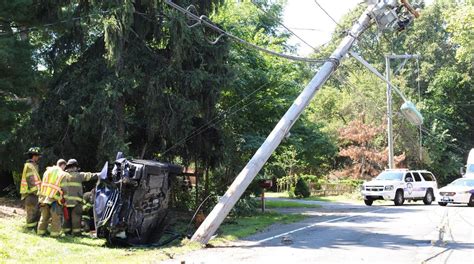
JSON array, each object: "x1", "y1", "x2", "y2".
[{"x1": 384, "y1": 185, "x2": 394, "y2": 191}]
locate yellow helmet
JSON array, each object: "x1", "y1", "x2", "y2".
[{"x1": 27, "y1": 147, "x2": 41, "y2": 155}]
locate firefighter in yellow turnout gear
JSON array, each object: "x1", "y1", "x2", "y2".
[
  {"x1": 37, "y1": 160, "x2": 69, "y2": 237},
  {"x1": 62, "y1": 159, "x2": 98, "y2": 235},
  {"x1": 81, "y1": 191, "x2": 94, "y2": 233},
  {"x1": 20, "y1": 147, "x2": 42, "y2": 229}
]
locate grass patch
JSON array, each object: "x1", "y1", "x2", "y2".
[
  {"x1": 265, "y1": 192, "x2": 363, "y2": 203},
  {"x1": 0, "y1": 215, "x2": 199, "y2": 263},
  {"x1": 304, "y1": 192, "x2": 363, "y2": 202},
  {"x1": 264, "y1": 200, "x2": 321, "y2": 208},
  {"x1": 0, "y1": 204, "x2": 305, "y2": 262},
  {"x1": 212, "y1": 211, "x2": 306, "y2": 244}
]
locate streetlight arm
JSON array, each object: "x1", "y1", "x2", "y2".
[{"x1": 349, "y1": 51, "x2": 409, "y2": 102}]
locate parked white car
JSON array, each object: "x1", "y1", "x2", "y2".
[
  {"x1": 438, "y1": 178, "x2": 474, "y2": 207},
  {"x1": 361, "y1": 169, "x2": 438, "y2": 206},
  {"x1": 462, "y1": 148, "x2": 474, "y2": 178}
]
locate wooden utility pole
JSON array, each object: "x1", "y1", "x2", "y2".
[
  {"x1": 385, "y1": 54, "x2": 420, "y2": 168},
  {"x1": 349, "y1": 52, "x2": 424, "y2": 161},
  {"x1": 191, "y1": 1, "x2": 418, "y2": 244}
]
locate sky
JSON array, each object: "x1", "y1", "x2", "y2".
[
  {"x1": 283, "y1": 0, "x2": 434, "y2": 55},
  {"x1": 283, "y1": 0, "x2": 360, "y2": 55}
]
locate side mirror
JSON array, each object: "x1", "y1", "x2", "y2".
[{"x1": 460, "y1": 166, "x2": 466, "y2": 177}]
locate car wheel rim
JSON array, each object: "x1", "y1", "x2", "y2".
[{"x1": 397, "y1": 193, "x2": 402, "y2": 203}]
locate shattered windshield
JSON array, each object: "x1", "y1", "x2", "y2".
[{"x1": 375, "y1": 171, "x2": 404, "y2": 181}]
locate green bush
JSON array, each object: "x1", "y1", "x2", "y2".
[
  {"x1": 299, "y1": 174, "x2": 325, "y2": 190},
  {"x1": 230, "y1": 197, "x2": 259, "y2": 216},
  {"x1": 294, "y1": 178, "x2": 310, "y2": 198},
  {"x1": 338, "y1": 179, "x2": 364, "y2": 188},
  {"x1": 287, "y1": 187, "x2": 296, "y2": 198}
]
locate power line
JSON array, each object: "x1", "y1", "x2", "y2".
[
  {"x1": 164, "y1": 0, "x2": 328, "y2": 64},
  {"x1": 159, "y1": 81, "x2": 279, "y2": 156},
  {"x1": 0, "y1": 9, "x2": 166, "y2": 38},
  {"x1": 251, "y1": 0, "x2": 319, "y2": 53},
  {"x1": 313, "y1": 0, "x2": 342, "y2": 27},
  {"x1": 419, "y1": 126, "x2": 465, "y2": 154},
  {"x1": 336, "y1": 68, "x2": 466, "y2": 161},
  {"x1": 288, "y1": 27, "x2": 331, "y2": 33},
  {"x1": 0, "y1": 10, "x2": 111, "y2": 37}
]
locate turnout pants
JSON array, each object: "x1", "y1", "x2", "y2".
[
  {"x1": 24, "y1": 194, "x2": 40, "y2": 229},
  {"x1": 82, "y1": 214, "x2": 92, "y2": 233},
  {"x1": 37, "y1": 202, "x2": 63, "y2": 237},
  {"x1": 62, "y1": 204, "x2": 83, "y2": 235}
]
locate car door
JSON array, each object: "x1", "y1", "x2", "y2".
[
  {"x1": 411, "y1": 172, "x2": 425, "y2": 198},
  {"x1": 403, "y1": 172, "x2": 415, "y2": 198}
]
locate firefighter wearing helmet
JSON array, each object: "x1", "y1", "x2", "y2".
[
  {"x1": 20, "y1": 147, "x2": 42, "y2": 229},
  {"x1": 62, "y1": 159, "x2": 98, "y2": 235}
]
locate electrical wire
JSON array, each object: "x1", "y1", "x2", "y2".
[
  {"x1": 0, "y1": 10, "x2": 110, "y2": 37},
  {"x1": 313, "y1": 0, "x2": 342, "y2": 27},
  {"x1": 159, "y1": 81, "x2": 281, "y2": 157},
  {"x1": 339, "y1": 62, "x2": 426, "y2": 163},
  {"x1": 164, "y1": 0, "x2": 328, "y2": 64},
  {"x1": 0, "y1": 9, "x2": 168, "y2": 38},
  {"x1": 419, "y1": 126, "x2": 465, "y2": 154},
  {"x1": 339, "y1": 69, "x2": 465, "y2": 162},
  {"x1": 251, "y1": 0, "x2": 319, "y2": 53},
  {"x1": 185, "y1": 194, "x2": 213, "y2": 237},
  {"x1": 288, "y1": 27, "x2": 331, "y2": 33},
  {"x1": 160, "y1": 95, "x2": 273, "y2": 157}
]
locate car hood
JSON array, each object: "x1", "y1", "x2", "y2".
[
  {"x1": 364, "y1": 180, "x2": 401, "y2": 186},
  {"x1": 439, "y1": 185, "x2": 474, "y2": 193}
]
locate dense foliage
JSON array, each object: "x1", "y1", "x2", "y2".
[
  {"x1": 0, "y1": 0, "x2": 472, "y2": 200},
  {"x1": 309, "y1": 0, "x2": 473, "y2": 184}
]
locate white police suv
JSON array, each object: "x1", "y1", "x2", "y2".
[{"x1": 361, "y1": 169, "x2": 438, "y2": 206}]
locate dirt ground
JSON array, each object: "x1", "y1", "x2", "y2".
[{"x1": 0, "y1": 197, "x2": 25, "y2": 218}]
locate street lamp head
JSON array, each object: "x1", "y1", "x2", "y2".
[{"x1": 400, "y1": 101, "x2": 423, "y2": 126}]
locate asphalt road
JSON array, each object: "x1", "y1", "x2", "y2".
[{"x1": 164, "y1": 199, "x2": 474, "y2": 264}]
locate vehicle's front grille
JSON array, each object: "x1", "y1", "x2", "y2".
[
  {"x1": 365, "y1": 186, "x2": 384, "y2": 192},
  {"x1": 440, "y1": 192, "x2": 456, "y2": 196}
]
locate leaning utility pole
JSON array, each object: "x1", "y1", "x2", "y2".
[
  {"x1": 191, "y1": 0, "x2": 420, "y2": 244},
  {"x1": 385, "y1": 54, "x2": 420, "y2": 169}
]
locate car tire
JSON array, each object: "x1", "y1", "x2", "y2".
[
  {"x1": 394, "y1": 190, "x2": 404, "y2": 206},
  {"x1": 423, "y1": 189, "x2": 434, "y2": 205},
  {"x1": 438, "y1": 202, "x2": 447, "y2": 206},
  {"x1": 364, "y1": 199, "x2": 373, "y2": 206},
  {"x1": 468, "y1": 194, "x2": 474, "y2": 207}
]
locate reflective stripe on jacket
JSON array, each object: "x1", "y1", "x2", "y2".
[
  {"x1": 63, "y1": 170, "x2": 96, "y2": 207},
  {"x1": 38, "y1": 166, "x2": 68, "y2": 203},
  {"x1": 20, "y1": 161, "x2": 41, "y2": 198}
]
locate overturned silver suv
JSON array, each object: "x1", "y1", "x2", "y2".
[
  {"x1": 361, "y1": 169, "x2": 438, "y2": 206},
  {"x1": 94, "y1": 154, "x2": 182, "y2": 245}
]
